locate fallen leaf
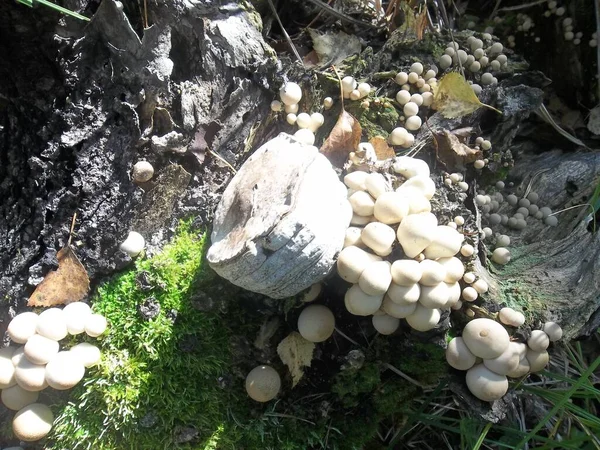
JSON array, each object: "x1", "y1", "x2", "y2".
[
  {"x1": 432, "y1": 72, "x2": 502, "y2": 118},
  {"x1": 369, "y1": 136, "x2": 395, "y2": 161},
  {"x1": 307, "y1": 29, "x2": 362, "y2": 68},
  {"x1": 28, "y1": 246, "x2": 90, "y2": 307},
  {"x1": 320, "y1": 110, "x2": 362, "y2": 167},
  {"x1": 415, "y1": 9, "x2": 428, "y2": 40},
  {"x1": 434, "y1": 128, "x2": 482, "y2": 170},
  {"x1": 277, "y1": 332, "x2": 315, "y2": 387}
]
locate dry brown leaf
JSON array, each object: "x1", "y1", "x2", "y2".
[
  {"x1": 415, "y1": 9, "x2": 428, "y2": 40},
  {"x1": 28, "y1": 246, "x2": 90, "y2": 307},
  {"x1": 435, "y1": 129, "x2": 482, "y2": 170},
  {"x1": 432, "y1": 72, "x2": 501, "y2": 119},
  {"x1": 369, "y1": 136, "x2": 395, "y2": 161},
  {"x1": 277, "y1": 331, "x2": 315, "y2": 387},
  {"x1": 320, "y1": 110, "x2": 362, "y2": 167}
]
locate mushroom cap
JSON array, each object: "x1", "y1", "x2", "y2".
[
  {"x1": 11, "y1": 346, "x2": 26, "y2": 367},
  {"x1": 396, "y1": 213, "x2": 438, "y2": 258},
  {"x1": 45, "y1": 351, "x2": 86, "y2": 390},
  {"x1": 365, "y1": 173, "x2": 388, "y2": 199},
  {"x1": 423, "y1": 226, "x2": 464, "y2": 259},
  {"x1": 0, "y1": 346, "x2": 17, "y2": 389},
  {"x1": 336, "y1": 246, "x2": 381, "y2": 284},
  {"x1": 491, "y1": 248, "x2": 511, "y2": 265},
  {"x1": 542, "y1": 321, "x2": 563, "y2": 342},
  {"x1": 397, "y1": 176, "x2": 435, "y2": 200},
  {"x1": 301, "y1": 283, "x2": 322, "y2": 303},
  {"x1": 506, "y1": 355, "x2": 531, "y2": 378},
  {"x1": 419, "y1": 283, "x2": 450, "y2": 309},
  {"x1": 405, "y1": 304, "x2": 440, "y2": 331},
  {"x1": 445, "y1": 282, "x2": 461, "y2": 308},
  {"x1": 1, "y1": 383, "x2": 39, "y2": 411},
  {"x1": 472, "y1": 279, "x2": 489, "y2": 294},
  {"x1": 437, "y1": 257, "x2": 465, "y2": 283},
  {"x1": 36, "y1": 308, "x2": 68, "y2": 341},
  {"x1": 372, "y1": 314, "x2": 400, "y2": 335},
  {"x1": 119, "y1": 231, "x2": 145, "y2": 257},
  {"x1": 386, "y1": 282, "x2": 420, "y2": 305},
  {"x1": 526, "y1": 348, "x2": 549, "y2": 372},
  {"x1": 418, "y1": 260, "x2": 447, "y2": 286},
  {"x1": 344, "y1": 171, "x2": 369, "y2": 190},
  {"x1": 345, "y1": 285, "x2": 384, "y2": 316},
  {"x1": 382, "y1": 295, "x2": 417, "y2": 319},
  {"x1": 297, "y1": 305, "x2": 335, "y2": 343},
  {"x1": 12, "y1": 403, "x2": 54, "y2": 442},
  {"x1": 24, "y1": 335, "x2": 59, "y2": 365},
  {"x1": 483, "y1": 342, "x2": 522, "y2": 375},
  {"x1": 63, "y1": 302, "x2": 92, "y2": 335},
  {"x1": 246, "y1": 365, "x2": 281, "y2": 402},
  {"x1": 7, "y1": 312, "x2": 39, "y2": 344},
  {"x1": 446, "y1": 337, "x2": 477, "y2": 370},
  {"x1": 84, "y1": 314, "x2": 108, "y2": 338},
  {"x1": 462, "y1": 286, "x2": 478, "y2": 302},
  {"x1": 344, "y1": 227, "x2": 364, "y2": 248},
  {"x1": 391, "y1": 259, "x2": 423, "y2": 286},
  {"x1": 373, "y1": 192, "x2": 410, "y2": 224},
  {"x1": 465, "y1": 364, "x2": 509, "y2": 401},
  {"x1": 279, "y1": 82, "x2": 302, "y2": 105},
  {"x1": 392, "y1": 156, "x2": 430, "y2": 179},
  {"x1": 498, "y1": 307, "x2": 525, "y2": 327},
  {"x1": 527, "y1": 330, "x2": 550, "y2": 352},
  {"x1": 70, "y1": 343, "x2": 102, "y2": 368},
  {"x1": 462, "y1": 318, "x2": 510, "y2": 359},
  {"x1": 132, "y1": 161, "x2": 154, "y2": 183},
  {"x1": 15, "y1": 358, "x2": 48, "y2": 392},
  {"x1": 361, "y1": 222, "x2": 396, "y2": 254},
  {"x1": 349, "y1": 191, "x2": 376, "y2": 216},
  {"x1": 358, "y1": 260, "x2": 392, "y2": 296}
]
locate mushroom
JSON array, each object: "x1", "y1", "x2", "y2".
[
  {"x1": 7, "y1": 312, "x2": 39, "y2": 344},
  {"x1": 423, "y1": 226, "x2": 464, "y2": 259},
  {"x1": 405, "y1": 304, "x2": 440, "y2": 331},
  {"x1": 84, "y1": 314, "x2": 108, "y2": 338},
  {"x1": 437, "y1": 257, "x2": 465, "y2": 283},
  {"x1": 498, "y1": 307, "x2": 525, "y2": 327},
  {"x1": 372, "y1": 314, "x2": 400, "y2": 335},
  {"x1": 465, "y1": 364, "x2": 509, "y2": 401},
  {"x1": 373, "y1": 192, "x2": 410, "y2": 224},
  {"x1": 418, "y1": 260, "x2": 447, "y2": 286},
  {"x1": 336, "y1": 246, "x2": 381, "y2": 283},
  {"x1": 1, "y1": 383, "x2": 39, "y2": 411},
  {"x1": 69, "y1": 343, "x2": 102, "y2": 368},
  {"x1": 45, "y1": 351, "x2": 86, "y2": 390},
  {"x1": 396, "y1": 213, "x2": 438, "y2": 258},
  {"x1": 445, "y1": 282, "x2": 462, "y2": 308},
  {"x1": 36, "y1": 308, "x2": 68, "y2": 341},
  {"x1": 446, "y1": 337, "x2": 477, "y2": 370},
  {"x1": 365, "y1": 173, "x2": 388, "y2": 199},
  {"x1": 361, "y1": 222, "x2": 396, "y2": 255},
  {"x1": 506, "y1": 356, "x2": 531, "y2": 378},
  {"x1": 382, "y1": 295, "x2": 417, "y2": 319},
  {"x1": 301, "y1": 283, "x2": 322, "y2": 303},
  {"x1": 462, "y1": 318, "x2": 510, "y2": 359},
  {"x1": 344, "y1": 227, "x2": 364, "y2": 248},
  {"x1": 345, "y1": 285, "x2": 384, "y2": 316},
  {"x1": 526, "y1": 348, "x2": 549, "y2": 372},
  {"x1": 295, "y1": 113, "x2": 311, "y2": 129},
  {"x1": 279, "y1": 82, "x2": 302, "y2": 105},
  {"x1": 294, "y1": 129, "x2": 315, "y2": 146},
  {"x1": 491, "y1": 248, "x2": 511, "y2": 265},
  {"x1": 392, "y1": 156, "x2": 430, "y2": 179},
  {"x1": 397, "y1": 176, "x2": 435, "y2": 200},
  {"x1": 15, "y1": 358, "x2": 48, "y2": 392},
  {"x1": 462, "y1": 286, "x2": 478, "y2": 302},
  {"x1": 119, "y1": 231, "x2": 146, "y2": 257},
  {"x1": 11, "y1": 346, "x2": 26, "y2": 367},
  {"x1": 472, "y1": 279, "x2": 489, "y2": 294},
  {"x1": 0, "y1": 346, "x2": 17, "y2": 389},
  {"x1": 483, "y1": 342, "x2": 522, "y2": 375},
  {"x1": 24, "y1": 335, "x2": 59, "y2": 365},
  {"x1": 63, "y1": 301, "x2": 93, "y2": 335},
  {"x1": 527, "y1": 330, "x2": 550, "y2": 352},
  {"x1": 463, "y1": 272, "x2": 476, "y2": 284},
  {"x1": 542, "y1": 321, "x2": 563, "y2": 341},
  {"x1": 349, "y1": 191, "x2": 376, "y2": 217},
  {"x1": 419, "y1": 283, "x2": 450, "y2": 309},
  {"x1": 386, "y1": 282, "x2": 420, "y2": 305},
  {"x1": 12, "y1": 403, "x2": 54, "y2": 442},
  {"x1": 344, "y1": 171, "x2": 369, "y2": 190},
  {"x1": 132, "y1": 161, "x2": 154, "y2": 183},
  {"x1": 390, "y1": 259, "x2": 423, "y2": 286},
  {"x1": 297, "y1": 305, "x2": 335, "y2": 343},
  {"x1": 245, "y1": 365, "x2": 281, "y2": 402}
]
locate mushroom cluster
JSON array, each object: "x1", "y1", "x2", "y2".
[
  {"x1": 338, "y1": 157, "x2": 467, "y2": 333},
  {"x1": 1, "y1": 303, "x2": 106, "y2": 441},
  {"x1": 446, "y1": 316, "x2": 563, "y2": 402}
]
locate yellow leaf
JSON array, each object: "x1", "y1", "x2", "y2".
[
  {"x1": 432, "y1": 72, "x2": 502, "y2": 119},
  {"x1": 277, "y1": 332, "x2": 315, "y2": 387}
]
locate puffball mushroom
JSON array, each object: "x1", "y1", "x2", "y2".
[
  {"x1": 302, "y1": 283, "x2": 322, "y2": 303},
  {"x1": 24, "y1": 335, "x2": 59, "y2": 365},
  {"x1": 337, "y1": 246, "x2": 381, "y2": 283},
  {"x1": 445, "y1": 282, "x2": 461, "y2": 308},
  {"x1": 527, "y1": 330, "x2": 550, "y2": 352},
  {"x1": 63, "y1": 301, "x2": 92, "y2": 335},
  {"x1": 1, "y1": 383, "x2": 39, "y2": 411},
  {"x1": 70, "y1": 343, "x2": 102, "y2": 368},
  {"x1": 437, "y1": 257, "x2": 465, "y2": 283},
  {"x1": 15, "y1": 358, "x2": 48, "y2": 392},
  {"x1": 397, "y1": 176, "x2": 435, "y2": 200},
  {"x1": 446, "y1": 337, "x2": 477, "y2": 370},
  {"x1": 279, "y1": 82, "x2": 302, "y2": 105},
  {"x1": 542, "y1": 321, "x2": 563, "y2": 341},
  {"x1": 392, "y1": 156, "x2": 430, "y2": 179},
  {"x1": 386, "y1": 282, "x2": 420, "y2": 305},
  {"x1": 84, "y1": 314, "x2": 108, "y2": 337},
  {"x1": 372, "y1": 314, "x2": 400, "y2": 335},
  {"x1": 7, "y1": 312, "x2": 39, "y2": 344},
  {"x1": 405, "y1": 304, "x2": 440, "y2": 331},
  {"x1": 462, "y1": 318, "x2": 510, "y2": 359},
  {"x1": 396, "y1": 212, "x2": 438, "y2": 258},
  {"x1": 365, "y1": 173, "x2": 388, "y2": 199},
  {"x1": 526, "y1": 348, "x2": 549, "y2": 372},
  {"x1": 45, "y1": 351, "x2": 86, "y2": 390},
  {"x1": 419, "y1": 283, "x2": 450, "y2": 309},
  {"x1": 294, "y1": 129, "x2": 315, "y2": 146},
  {"x1": 358, "y1": 261, "x2": 393, "y2": 296},
  {"x1": 361, "y1": 222, "x2": 396, "y2": 254},
  {"x1": 11, "y1": 346, "x2": 26, "y2": 367},
  {"x1": 382, "y1": 295, "x2": 417, "y2": 318},
  {"x1": 423, "y1": 226, "x2": 464, "y2": 259},
  {"x1": 36, "y1": 308, "x2": 68, "y2": 341},
  {"x1": 483, "y1": 342, "x2": 521, "y2": 375},
  {"x1": 345, "y1": 285, "x2": 384, "y2": 316},
  {"x1": 132, "y1": 161, "x2": 154, "y2": 183},
  {"x1": 298, "y1": 305, "x2": 335, "y2": 343},
  {"x1": 344, "y1": 171, "x2": 369, "y2": 190},
  {"x1": 465, "y1": 364, "x2": 509, "y2": 402},
  {"x1": 0, "y1": 346, "x2": 17, "y2": 389},
  {"x1": 507, "y1": 356, "x2": 531, "y2": 378},
  {"x1": 120, "y1": 231, "x2": 145, "y2": 257},
  {"x1": 344, "y1": 227, "x2": 363, "y2": 248},
  {"x1": 462, "y1": 286, "x2": 478, "y2": 302},
  {"x1": 373, "y1": 192, "x2": 410, "y2": 224},
  {"x1": 12, "y1": 403, "x2": 54, "y2": 442},
  {"x1": 418, "y1": 260, "x2": 447, "y2": 286},
  {"x1": 491, "y1": 248, "x2": 511, "y2": 265},
  {"x1": 472, "y1": 279, "x2": 489, "y2": 294},
  {"x1": 498, "y1": 307, "x2": 525, "y2": 327},
  {"x1": 349, "y1": 191, "x2": 376, "y2": 216},
  {"x1": 390, "y1": 259, "x2": 423, "y2": 286}
]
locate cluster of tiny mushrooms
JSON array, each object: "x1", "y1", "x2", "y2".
[
  {"x1": 245, "y1": 40, "x2": 564, "y2": 403},
  {"x1": 1, "y1": 304, "x2": 107, "y2": 442}
]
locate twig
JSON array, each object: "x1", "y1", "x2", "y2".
[
  {"x1": 331, "y1": 65, "x2": 345, "y2": 110},
  {"x1": 383, "y1": 362, "x2": 426, "y2": 388},
  {"x1": 68, "y1": 212, "x2": 77, "y2": 247},
  {"x1": 303, "y1": 0, "x2": 380, "y2": 29},
  {"x1": 208, "y1": 149, "x2": 237, "y2": 174},
  {"x1": 264, "y1": 412, "x2": 316, "y2": 425},
  {"x1": 596, "y1": 0, "x2": 600, "y2": 98},
  {"x1": 436, "y1": 0, "x2": 464, "y2": 76},
  {"x1": 334, "y1": 326, "x2": 360, "y2": 346},
  {"x1": 549, "y1": 204, "x2": 593, "y2": 216},
  {"x1": 266, "y1": 0, "x2": 304, "y2": 65},
  {"x1": 523, "y1": 168, "x2": 551, "y2": 198},
  {"x1": 498, "y1": 0, "x2": 550, "y2": 12}
]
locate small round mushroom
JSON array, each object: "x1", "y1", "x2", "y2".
[
  {"x1": 526, "y1": 348, "x2": 549, "y2": 372},
  {"x1": 506, "y1": 355, "x2": 531, "y2": 378},
  {"x1": 498, "y1": 307, "x2": 525, "y2": 327},
  {"x1": 361, "y1": 222, "x2": 395, "y2": 255},
  {"x1": 63, "y1": 301, "x2": 93, "y2": 335},
  {"x1": 45, "y1": 351, "x2": 86, "y2": 390},
  {"x1": 491, "y1": 248, "x2": 511, "y2": 265},
  {"x1": 437, "y1": 257, "x2": 465, "y2": 283},
  {"x1": 120, "y1": 231, "x2": 145, "y2": 257},
  {"x1": 302, "y1": 283, "x2": 322, "y2": 303},
  {"x1": 279, "y1": 82, "x2": 302, "y2": 105},
  {"x1": 392, "y1": 156, "x2": 430, "y2": 179},
  {"x1": 358, "y1": 261, "x2": 393, "y2": 296},
  {"x1": 462, "y1": 286, "x2": 478, "y2": 302},
  {"x1": 364, "y1": 173, "x2": 388, "y2": 199},
  {"x1": 405, "y1": 304, "x2": 440, "y2": 331},
  {"x1": 132, "y1": 161, "x2": 154, "y2": 183},
  {"x1": 397, "y1": 175, "x2": 435, "y2": 200},
  {"x1": 349, "y1": 191, "x2": 376, "y2": 217},
  {"x1": 372, "y1": 314, "x2": 400, "y2": 335},
  {"x1": 298, "y1": 305, "x2": 335, "y2": 343},
  {"x1": 472, "y1": 279, "x2": 489, "y2": 294},
  {"x1": 419, "y1": 260, "x2": 447, "y2": 286},
  {"x1": 84, "y1": 314, "x2": 108, "y2": 338},
  {"x1": 396, "y1": 213, "x2": 438, "y2": 258},
  {"x1": 423, "y1": 226, "x2": 464, "y2": 259},
  {"x1": 483, "y1": 342, "x2": 521, "y2": 375},
  {"x1": 382, "y1": 295, "x2": 417, "y2": 318},
  {"x1": 270, "y1": 100, "x2": 282, "y2": 112},
  {"x1": 69, "y1": 343, "x2": 102, "y2": 368},
  {"x1": 0, "y1": 346, "x2": 17, "y2": 389},
  {"x1": 460, "y1": 244, "x2": 474, "y2": 257},
  {"x1": 374, "y1": 192, "x2": 410, "y2": 224},
  {"x1": 15, "y1": 358, "x2": 48, "y2": 392},
  {"x1": 295, "y1": 112, "x2": 311, "y2": 129},
  {"x1": 24, "y1": 335, "x2": 59, "y2": 365},
  {"x1": 405, "y1": 115, "x2": 422, "y2": 131},
  {"x1": 337, "y1": 246, "x2": 381, "y2": 284},
  {"x1": 36, "y1": 308, "x2": 67, "y2": 342},
  {"x1": 344, "y1": 227, "x2": 363, "y2": 249},
  {"x1": 286, "y1": 113, "x2": 297, "y2": 125},
  {"x1": 463, "y1": 272, "x2": 476, "y2": 284},
  {"x1": 12, "y1": 403, "x2": 54, "y2": 442},
  {"x1": 390, "y1": 260, "x2": 423, "y2": 286},
  {"x1": 527, "y1": 330, "x2": 550, "y2": 352},
  {"x1": 7, "y1": 312, "x2": 39, "y2": 344},
  {"x1": 466, "y1": 364, "x2": 509, "y2": 401},
  {"x1": 345, "y1": 285, "x2": 384, "y2": 316},
  {"x1": 294, "y1": 128, "x2": 315, "y2": 146},
  {"x1": 1, "y1": 383, "x2": 39, "y2": 411},
  {"x1": 419, "y1": 283, "x2": 450, "y2": 309},
  {"x1": 446, "y1": 337, "x2": 477, "y2": 370},
  {"x1": 462, "y1": 318, "x2": 510, "y2": 359},
  {"x1": 542, "y1": 321, "x2": 563, "y2": 342},
  {"x1": 344, "y1": 171, "x2": 369, "y2": 190},
  {"x1": 245, "y1": 365, "x2": 281, "y2": 403}
]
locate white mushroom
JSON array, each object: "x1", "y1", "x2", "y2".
[
  {"x1": 336, "y1": 246, "x2": 381, "y2": 283},
  {"x1": 294, "y1": 129, "x2": 315, "y2": 146},
  {"x1": 15, "y1": 358, "x2": 48, "y2": 392},
  {"x1": 36, "y1": 308, "x2": 68, "y2": 341},
  {"x1": 84, "y1": 314, "x2": 108, "y2": 338},
  {"x1": 542, "y1": 321, "x2": 563, "y2": 341},
  {"x1": 419, "y1": 283, "x2": 450, "y2": 309},
  {"x1": 492, "y1": 248, "x2": 511, "y2": 265},
  {"x1": 24, "y1": 335, "x2": 59, "y2": 365},
  {"x1": 386, "y1": 282, "x2": 420, "y2": 305},
  {"x1": 462, "y1": 286, "x2": 478, "y2": 302},
  {"x1": 466, "y1": 364, "x2": 509, "y2": 401},
  {"x1": 373, "y1": 192, "x2": 410, "y2": 224},
  {"x1": 445, "y1": 282, "x2": 462, "y2": 308},
  {"x1": 527, "y1": 330, "x2": 550, "y2": 352},
  {"x1": 279, "y1": 82, "x2": 302, "y2": 105},
  {"x1": 0, "y1": 346, "x2": 17, "y2": 389},
  {"x1": 365, "y1": 173, "x2": 388, "y2": 199},
  {"x1": 390, "y1": 259, "x2": 423, "y2": 286},
  {"x1": 437, "y1": 257, "x2": 465, "y2": 283},
  {"x1": 506, "y1": 355, "x2": 531, "y2": 378},
  {"x1": 361, "y1": 222, "x2": 396, "y2": 255},
  {"x1": 7, "y1": 312, "x2": 39, "y2": 344},
  {"x1": 69, "y1": 343, "x2": 102, "y2": 368},
  {"x1": 63, "y1": 301, "x2": 93, "y2": 335},
  {"x1": 462, "y1": 318, "x2": 510, "y2": 359},
  {"x1": 45, "y1": 351, "x2": 85, "y2": 390},
  {"x1": 372, "y1": 314, "x2": 400, "y2": 335},
  {"x1": 418, "y1": 260, "x2": 447, "y2": 286},
  {"x1": 396, "y1": 213, "x2": 438, "y2": 258},
  {"x1": 119, "y1": 231, "x2": 146, "y2": 257},
  {"x1": 423, "y1": 226, "x2": 464, "y2": 259},
  {"x1": 498, "y1": 307, "x2": 525, "y2": 327},
  {"x1": 11, "y1": 346, "x2": 26, "y2": 367},
  {"x1": 392, "y1": 156, "x2": 430, "y2": 179},
  {"x1": 483, "y1": 342, "x2": 522, "y2": 375},
  {"x1": 132, "y1": 161, "x2": 154, "y2": 183},
  {"x1": 349, "y1": 191, "x2": 376, "y2": 217},
  {"x1": 297, "y1": 305, "x2": 335, "y2": 343},
  {"x1": 358, "y1": 261, "x2": 393, "y2": 296},
  {"x1": 472, "y1": 279, "x2": 489, "y2": 294},
  {"x1": 383, "y1": 295, "x2": 417, "y2": 319},
  {"x1": 12, "y1": 403, "x2": 54, "y2": 442},
  {"x1": 405, "y1": 304, "x2": 440, "y2": 331},
  {"x1": 446, "y1": 337, "x2": 477, "y2": 370},
  {"x1": 526, "y1": 348, "x2": 549, "y2": 372},
  {"x1": 344, "y1": 227, "x2": 364, "y2": 248},
  {"x1": 245, "y1": 365, "x2": 281, "y2": 402},
  {"x1": 397, "y1": 176, "x2": 435, "y2": 200},
  {"x1": 345, "y1": 285, "x2": 384, "y2": 316},
  {"x1": 1, "y1": 383, "x2": 39, "y2": 411}
]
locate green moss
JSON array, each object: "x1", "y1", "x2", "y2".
[
  {"x1": 347, "y1": 101, "x2": 400, "y2": 140},
  {"x1": 332, "y1": 363, "x2": 381, "y2": 408}
]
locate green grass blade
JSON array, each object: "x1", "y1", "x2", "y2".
[
  {"x1": 15, "y1": 0, "x2": 90, "y2": 21},
  {"x1": 472, "y1": 422, "x2": 492, "y2": 450}
]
